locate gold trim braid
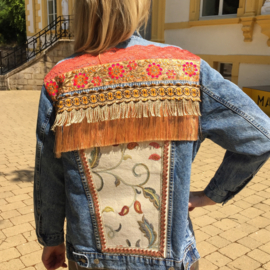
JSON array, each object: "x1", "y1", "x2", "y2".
[
  {"x1": 53, "y1": 99, "x2": 201, "y2": 131},
  {"x1": 52, "y1": 84, "x2": 201, "y2": 131}
]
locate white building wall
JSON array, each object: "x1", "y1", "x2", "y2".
[
  {"x1": 164, "y1": 1, "x2": 270, "y2": 89},
  {"x1": 165, "y1": 24, "x2": 270, "y2": 56},
  {"x1": 165, "y1": 0, "x2": 190, "y2": 23},
  {"x1": 238, "y1": 64, "x2": 270, "y2": 89},
  {"x1": 27, "y1": 0, "x2": 34, "y2": 35}
]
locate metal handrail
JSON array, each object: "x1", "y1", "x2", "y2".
[{"x1": 0, "y1": 15, "x2": 74, "y2": 75}]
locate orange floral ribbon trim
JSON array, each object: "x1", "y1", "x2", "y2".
[
  {"x1": 46, "y1": 59, "x2": 200, "y2": 100},
  {"x1": 44, "y1": 45, "x2": 201, "y2": 100}
]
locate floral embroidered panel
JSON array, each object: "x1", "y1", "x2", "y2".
[{"x1": 80, "y1": 141, "x2": 171, "y2": 257}]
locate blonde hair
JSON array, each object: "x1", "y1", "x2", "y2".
[{"x1": 73, "y1": 0, "x2": 151, "y2": 55}]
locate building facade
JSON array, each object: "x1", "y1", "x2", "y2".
[
  {"x1": 24, "y1": 0, "x2": 166, "y2": 43},
  {"x1": 21, "y1": 0, "x2": 270, "y2": 113},
  {"x1": 164, "y1": 0, "x2": 270, "y2": 90},
  {"x1": 25, "y1": 0, "x2": 75, "y2": 38},
  {"x1": 24, "y1": 0, "x2": 270, "y2": 89}
]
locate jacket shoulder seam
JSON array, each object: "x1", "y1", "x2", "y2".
[{"x1": 201, "y1": 85, "x2": 270, "y2": 140}]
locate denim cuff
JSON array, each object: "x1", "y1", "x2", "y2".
[
  {"x1": 204, "y1": 179, "x2": 232, "y2": 204},
  {"x1": 37, "y1": 232, "x2": 64, "y2": 247}
]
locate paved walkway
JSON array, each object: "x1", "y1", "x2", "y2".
[{"x1": 0, "y1": 90, "x2": 269, "y2": 270}]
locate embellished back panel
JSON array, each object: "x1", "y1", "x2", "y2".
[
  {"x1": 44, "y1": 45, "x2": 201, "y2": 156},
  {"x1": 80, "y1": 141, "x2": 171, "y2": 257}
]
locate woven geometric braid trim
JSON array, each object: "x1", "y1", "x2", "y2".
[{"x1": 56, "y1": 84, "x2": 200, "y2": 113}]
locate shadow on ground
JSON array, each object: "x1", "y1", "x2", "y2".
[{"x1": 0, "y1": 168, "x2": 34, "y2": 182}]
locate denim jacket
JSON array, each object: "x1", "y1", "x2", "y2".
[{"x1": 34, "y1": 34, "x2": 270, "y2": 270}]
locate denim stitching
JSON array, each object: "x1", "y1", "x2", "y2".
[
  {"x1": 73, "y1": 252, "x2": 90, "y2": 268},
  {"x1": 73, "y1": 151, "x2": 102, "y2": 250},
  {"x1": 166, "y1": 142, "x2": 175, "y2": 258},
  {"x1": 71, "y1": 249, "x2": 184, "y2": 263},
  {"x1": 201, "y1": 86, "x2": 270, "y2": 140}
]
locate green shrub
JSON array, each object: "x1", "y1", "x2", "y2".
[{"x1": 0, "y1": 0, "x2": 26, "y2": 45}]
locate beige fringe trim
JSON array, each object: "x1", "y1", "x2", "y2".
[{"x1": 52, "y1": 99, "x2": 201, "y2": 131}]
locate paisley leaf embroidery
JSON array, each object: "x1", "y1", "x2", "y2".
[
  {"x1": 135, "y1": 239, "x2": 141, "y2": 248},
  {"x1": 89, "y1": 147, "x2": 101, "y2": 168},
  {"x1": 102, "y1": 206, "x2": 114, "y2": 213},
  {"x1": 127, "y1": 142, "x2": 139, "y2": 150},
  {"x1": 142, "y1": 187, "x2": 161, "y2": 210},
  {"x1": 92, "y1": 171, "x2": 104, "y2": 192},
  {"x1": 148, "y1": 153, "x2": 161, "y2": 161},
  {"x1": 119, "y1": 206, "x2": 129, "y2": 216},
  {"x1": 115, "y1": 224, "x2": 122, "y2": 232},
  {"x1": 105, "y1": 225, "x2": 115, "y2": 239},
  {"x1": 149, "y1": 142, "x2": 161, "y2": 149},
  {"x1": 115, "y1": 177, "x2": 121, "y2": 187},
  {"x1": 134, "y1": 201, "x2": 143, "y2": 214},
  {"x1": 123, "y1": 155, "x2": 132, "y2": 160},
  {"x1": 138, "y1": 216, "x2": 157, "y2": 248},
  {"x1": 126, "y1": 239, "x2": 131, "y2": 247}
]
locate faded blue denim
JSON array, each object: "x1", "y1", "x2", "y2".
[{"x1": 34, "y1": 34, "x2": 270, "y2": 270}]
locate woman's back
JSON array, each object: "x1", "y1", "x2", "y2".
[{"x1": 34, "y1": 2, "x2": 270, "y2": 270}]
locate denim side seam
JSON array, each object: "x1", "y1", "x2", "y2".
[
  {"x1": 34, "y1": 105, "x2": 53, "y2": 245},
  {"x1": 36, "y1": 105, "x2": 53, "y2": 174},
  {"x1": 201, "y1": 85, "x2": 270, "y2": 140},
  {"x1": 166, "y1": 142, "x2": 175, "y2": 258},
  {"x1": 73, "y1": 151, "x2": 102, "y2": 251}
]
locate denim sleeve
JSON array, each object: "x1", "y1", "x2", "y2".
[
  {"x1": 34, "y1": 85, "x2": 65, "y2": 246},
  {"x1": 200, "y1": 60, "x2": 270, "y2": 204}
]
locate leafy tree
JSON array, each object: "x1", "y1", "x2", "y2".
[{"x1": 0, "y1": 0, "x2": 26, "y2": 45}]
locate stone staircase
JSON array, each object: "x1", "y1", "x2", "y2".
[
  {"x1": 0, "y1": 75, "x2": 8, "y2": 90},
  {"x1": 0, "y1": 16, "x2": 74, "y2": 91}
]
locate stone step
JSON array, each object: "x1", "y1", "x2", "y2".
[{"x1": 0, "y1": 76, "x2": 8, "y2": 90}]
